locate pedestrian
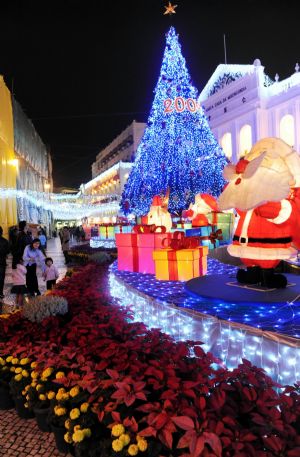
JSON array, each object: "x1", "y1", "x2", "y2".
[
  {"x1": 43, "y1": 257, "x2": 59, "y2": 290},
  {"x1": 0, "y1": 226, "x2": 10, "y2": 300},
  {"x1": 13, "y1": 221, "x2": 32, "y2": 269},
  {"x1": 11, "y1": 258, "x2": 28, "y2": 309},
  {"x1": 61, "y1": 226, "x2": 70, "y2": 264},
  {"x1": 23, "y1": 238, "x2": 45, "y2": 296},
  {"x1": 38, "y1": 230, "x2": 47, "y2": 254}
]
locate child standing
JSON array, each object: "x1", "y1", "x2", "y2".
[
  {"x1": 11, "y1": 258, "x2": 28, "y2": 309},
  {"x1": 43, "y1": 257, "x2": 59, "y2": 290}
]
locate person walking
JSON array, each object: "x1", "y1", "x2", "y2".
[
  {"x1": 43, "y1": 257, "x2": 59, "y2": 290},
  {"x1": 0, "y1": 226, "x2": 10, "y2": 300},
  {"x1": 38, "y1": 230, "x2": 47, "y2": 254},
  {"x1": 61, "y1": 226, "x2": 70, "y2": 264},
  {"x1": 11, "y1": 258, "x2": 28, "y2": 309},
  {"x1": 23, "y1": 238, "x2": 45, "y2": 296},
  {"x1": 12, "y1": 221, "x2": 32, "y2": 269}
]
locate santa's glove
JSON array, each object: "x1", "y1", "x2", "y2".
[
  {"x1": 254, "y1": 201, "x2": 281, "y2": 219},
  {"x1": 183, "y1": 209, "x2": 194, "y2": 218}
]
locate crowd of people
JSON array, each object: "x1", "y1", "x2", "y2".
[{"x1": 0, "y1": 221, "x2": 71, "y2": 310}]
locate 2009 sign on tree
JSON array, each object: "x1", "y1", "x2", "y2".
[{"x1": 164, "y1": 97, "x2": 200, "y2": 114}]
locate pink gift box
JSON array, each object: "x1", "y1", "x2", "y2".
[
  {"x1": 115, "y1": 233, "x2": 138, "y2": 272},
  {"x1": 136, "y1": 233, "x2": 172, "y2": 274}
]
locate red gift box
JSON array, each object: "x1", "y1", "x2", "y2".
[{"x1": 115, "y1": 233, "x2": 138, "y2": 272}]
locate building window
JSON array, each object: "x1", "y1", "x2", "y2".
[
  {"x1": 280, "y1": 114, "x2": 295, "y2": 146},
  {"x1": 221, "y1": 132, "x2": 232, "y2": 160},
  {"x1": 239, "y1": 124, "x2": 252, "y2": 158}
]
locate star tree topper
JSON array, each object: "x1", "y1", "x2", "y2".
[{"x1": 164, "y1": 2, "x2": 177, "y2": 15}]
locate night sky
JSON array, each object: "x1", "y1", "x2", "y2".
[{"x1": 1, "y1": 0, "x2": 299, "y2": 189}]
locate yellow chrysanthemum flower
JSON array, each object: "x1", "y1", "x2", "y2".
[
  {"x1": 39, "y1": 394, "x2": 47, "y2": 401},
  {"x1": 26, "y1": 395, "x2": 30, "y2": 401},
  {"x1": 47, "y1": 391, "x2": 55, "y2": 400},
  {"x1": 70, "y1": 408, "x2": 80, "y2": 420},
  {"x1": 31, "y1": 381, "x2": 37, "y2": 387},
  {"x1": 64, "y1": 432, "x2": 73, "y2": 444},
  {"x1": 22, "y1": 370, "x2": 29, "y2": 377},
  {"x1": 24, "y1": 402, "x2": 29, "y2": 408},
  {"x1": 14, "y1": 374, "x2": 22, "y2": 381},
  {"x1": 42, "y1": 367, "x2": 53, "y2": 378},
  {"x1": 36, "y1": 384, "x2": 43, "y2": 392},
  {"x1": 11, "y1": 358, "x2": 19, "y2": 365},
  {"x1": 83, "y1": 428, "x2": 91, "y2": 438},
  {"x1": 64, "y1": 419, "x2": 71, "y2": 430},
  {"x1": 72, "y1": 430, "x2": 85, "y2": 443},
  {"x1": 137, "y1": 439, "x2": 148, "y2": 452},
  {"x1": 128, "y1": 444, "x2": 139, "y2": 456},
  {"x1": 10, "y1": 367, "x2": 16, "y2": 372},
  {"x1": 74, "y1": 425, "x2": 81, "y2": 431},
  {"x1": 22, "y1": 390, "x2": 26, "y2": 396},
  {"x1": 31, "y1": 371, "x2": 39, "y2": 379},
  {"x1": 25, "y1": 385, "x2": 31, "y2": 392},
  {"x1": 61, "y1": 393, "x2": 70, "y2": 401},
  {"x1": 0, "y1": 357, "x2": 6, "y2": 365},
  {"x1": 20, "y1": 358, "x2": 30, "y2": 365},
  {"x1": 6, "y1": 356, "x2": 13, "y2": 363},
  {"x1": 112, "y1": 439, "x2": 124, "y2": 452},
  {"x1": 55, "y1": 371, "x2": 65, "y2": 379},
  {"x1": 119, "y1": 433, "x2": 130, "y2": 446},
  {"x1": 80, "y1": 402, "x2": 89, "y2": 413},
  {"x1": 1, "y1": 366, "x2": 8, "y2": 371},
  {"x1": 111, "y1": 424, "x2": 125, "y2": 437},
  {"x1": 31, "y1": 361, "x2": 38, "y2": 369},
  {"x1": 58, "y1": 387, "x2": 66, "y2": 394},
  {"x1": 15, "y1": 367, "x2": 22, "y2": 374},
  {"x1": 54, "y1": 407, "x2": 67, "y2": 416},
  {"x1": 69, "y1": 386, "x2": 80, "y2": 398}
]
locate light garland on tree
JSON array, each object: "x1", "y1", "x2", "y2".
[
  {"x1": 0, "y1": 188, "x2": 120, "y2": 220},
  {"x1": 121, "y1": 26, "x2": 227, "y2": 216}
]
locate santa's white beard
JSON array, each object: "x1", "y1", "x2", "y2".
[{"x1": 218, "y1": 167, "x2": 291, "y2": 211}]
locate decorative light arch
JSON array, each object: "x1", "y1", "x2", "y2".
[
  {"x1": 221, "y1": 132, "x2": 232, "y2": 160},
  {"x1": 280, "y1": 114, "x2": 295, "y2": 146},
  {"x1": 239, "y1": 124, "x2": 252, "y2": 158}
]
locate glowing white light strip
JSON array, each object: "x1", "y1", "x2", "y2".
[{"x1": 84, "y1": 162, "x2": 133, "y2": 190}]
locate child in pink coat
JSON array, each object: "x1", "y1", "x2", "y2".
[
  {"x1": 43, "y1": 257, "x2": 59, "y2": 290},
  {"x1": 11, "y1": 258, "x2": 28, "y2": 308}
]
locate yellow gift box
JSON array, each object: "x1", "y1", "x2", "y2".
[{"x1": 153, "y1": 248, "x2": 200, "y2": 281}]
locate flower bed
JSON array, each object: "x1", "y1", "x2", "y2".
[
  {"x1": 67, "y1": 243, "x2": 117, "y2": 266},
  {"x1": 0, "y1": 264, "x2": 300, "y2": 457}
]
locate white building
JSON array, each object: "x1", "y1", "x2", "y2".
[{"x1": 199, "y1": 60, "x2": 300, "y2": 162}]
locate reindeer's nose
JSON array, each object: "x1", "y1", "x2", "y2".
[{"x1": 235, "y1": 178, "x2": 242, "y2": 185}]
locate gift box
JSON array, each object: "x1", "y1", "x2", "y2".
[
  {"x1": 136, "y1": 228, "x2": 172, "y2": 275},
  {"x1": 176, "y1": 222, "x2": 192, "y2": 229},
  {"x1": 198, "y1": 246, "x2": 208, "y2": 275},
  {"x1": 153, "y1": 247, "x2": 200, "y2": 281},
  {"x1": 115, "y1": 233, "x2": 138, "y2": 272},
  {"x1": 100, "y1": 226, "x2": 115, "y2": 240},
  {"x1": 114, "y1": 225, "x2": 133, "y2": 234},
  {"x1": 207, "y1": 212, "x2": 234, "y2": 243}
]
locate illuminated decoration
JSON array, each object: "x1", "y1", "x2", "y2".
[
  {"x1": 147, "y1": 195, "x2": 172, "y2": 232},
  {"x1": 279, "y1": 114, "x2": 295, "y2": 147},
  {"x1": 83, "y1": 162, "x2": 132, "y2": 191},
  {"x1": 163, "y1": 97, "x2": 200, "y2": 114},
  {"x1": 239, "y1": 124, "x2": 252, "y2": 158},
  {"x1": 219, "y1": 137, "x2": 300, "y2": 288},
  {"x1": 163, "y1": 1, "x2": 177, "y2": 15},
  {"x1": 90, "y1": 238, "x2": 116, "y2": 249},
  {"x1": 0, "y1": 188, "x2": 120, "y2": 220},
  {"x1": 121, "y1": 27, "x2": 226, "y2": 216},
  {"x1": 109, "y1": 260, "x2": 300, "y2": 386}
]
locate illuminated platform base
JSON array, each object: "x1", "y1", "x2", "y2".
[{"x1": 109, "y1": 260, "x2": 300, "y2": 386}]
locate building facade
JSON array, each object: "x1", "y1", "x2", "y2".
[
  {"x1": 199, "y1": 60, "x2": 300, "y2": 162},
  {"x1": 91, "y1": 120, "x2": 145, "y2": 178}
]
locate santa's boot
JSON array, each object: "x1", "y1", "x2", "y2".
[
  {"x1": 236, "y1": 266, "x2": 261, "y2": 284},
  {"x1": 260, "y1": 269, "x2": 287, "y2": 289}
]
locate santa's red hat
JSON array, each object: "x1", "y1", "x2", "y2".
[{"x1": 152, "y1": 195, "x2": 163, "y2": 206}]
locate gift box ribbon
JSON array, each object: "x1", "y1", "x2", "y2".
[
  {"x1": 199, "y1": 228, "x2": 223, "y2": 246},
  {"x1": 133, "y1": 224, "x2": 166, "y2": 234},
  {"x1": 162, "y1": 230, "x2": 199, "y2": 250}
]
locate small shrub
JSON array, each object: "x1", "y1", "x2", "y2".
[{"x1": 23, "y1": 295, "x2": 68, "y2": 323}]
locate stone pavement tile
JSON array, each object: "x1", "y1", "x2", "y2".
[{"x1": 0, "y1": 409, "x2": 72, "y2": 457}]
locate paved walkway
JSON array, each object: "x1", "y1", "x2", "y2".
[{"x1": 1, "y1": 238, "x2": 67, "y2": 312}]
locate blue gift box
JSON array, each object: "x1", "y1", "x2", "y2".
[
  {"x1": 171, "y1": 226, "x2": 219, "y2": 249},
  {"x1": 114, "y1": 225, "x2": 133, "y2": 235}
]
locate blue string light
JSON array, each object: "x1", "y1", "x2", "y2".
[{"x1": 121, "y1": 26, "x2": 227, "y2": 216}]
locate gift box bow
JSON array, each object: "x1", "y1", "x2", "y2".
[
  {"x1": 162, "y1": 230, "x2": 199, "y2": 250},
  {"x1": 200, "y1": 228, "x2": 223, "y2": 246},
  {"x1": 133, "y1": 224, "x2": 166, "y2": 234}
]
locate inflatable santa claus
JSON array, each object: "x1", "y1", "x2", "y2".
[
  {"x1": 147, "y1": 195, "x2": 173, "y2": 232},
  {"x1": 184, "y1": 193, "x2": 218, "y2": 226},
  {"x1": 218, "y1": 137, "x2": 300, "y2": 288}
]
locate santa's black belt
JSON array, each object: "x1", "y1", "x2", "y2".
[{"x1": 233, "y1": 236, "x2": 292, "y2": 244}]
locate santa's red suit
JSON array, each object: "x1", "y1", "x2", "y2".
[{"x1": 229, "y1": 198, "x2": 298, "y2": 269}]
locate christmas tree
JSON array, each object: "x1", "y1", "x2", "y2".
[{"x1": 121, "y1": 27, "x2": 226, "y2": 216}]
